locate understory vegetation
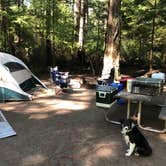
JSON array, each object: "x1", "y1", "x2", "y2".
[{"x1": 0, "y1": 0, "x2": 165, "y2": 74}]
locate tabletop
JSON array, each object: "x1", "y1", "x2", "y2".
[{"x1": 115, "y1": 91, "x2": 153, "y2": 103}]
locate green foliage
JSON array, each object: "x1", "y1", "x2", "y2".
[
  {"x1": 0, "y1": 0, "x2": 165, "y2": 72},
  {"x1": 85, "y1": 0, "x2": 105, "y2": 53},
  {"x1": 121, "y1": 0, "x2": 166, "y2": 67},
  {"x1": 55, "y1": 3, "x2": 73, "y2": 46}
]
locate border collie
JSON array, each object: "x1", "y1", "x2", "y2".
[{"x1": 120, "y1": 119, "x2": 152, "y2": 157}]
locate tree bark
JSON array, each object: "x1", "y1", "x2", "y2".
[
  {"x1": 78, "y1": 0, "x2": 84, "y2": 49},
  {"x1": 46, "y1": 0, "x2": 53, "y2": 67},
  {"x1": 101, "y1": 0, "x2": 121, "y2": 81},
  {"x1": 1, "y1": 0, "x2": 7, "y2": 51},
  {"x1": 77, "y1": 0, "x2": 86, "y2": 66},
  {"x1": 149, "y1": 0, "x2": 157, "y2": 73},
  {"x1": 74, "y1": 0, "x2": 81, "y2": 41}
]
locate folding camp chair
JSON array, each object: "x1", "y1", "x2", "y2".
[{"x1": 50, "y1": 67, "x2": 70, "y2": 89}]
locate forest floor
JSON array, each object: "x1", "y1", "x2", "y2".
[{"x1": 0, "y1": 69, "x2": 166, "y2": 166}]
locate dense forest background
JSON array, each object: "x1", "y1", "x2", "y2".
[{"x1": 0, "y1": 0, "x2": 165, "y2": 75}]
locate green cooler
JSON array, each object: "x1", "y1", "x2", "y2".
[{"x1": 96, "y1": 85, "x2": 118, "y2": 108}]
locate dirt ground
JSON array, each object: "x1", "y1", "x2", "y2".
[{"x1": 0, "y1": 76, "x2": 166, "y2": 166}]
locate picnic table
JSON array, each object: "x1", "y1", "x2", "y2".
[{"x1": 115, "y1": 91, "x2": 166, "y2": 133}]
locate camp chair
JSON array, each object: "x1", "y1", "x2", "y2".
[{"x1": 50, "y1": 67, "x2": 70, "y2": 89}]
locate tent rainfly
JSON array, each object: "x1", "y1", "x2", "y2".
[{"x1": 0, "y1": 52, "x2": 47, "y2": 102}]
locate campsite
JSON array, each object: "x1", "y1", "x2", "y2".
[
  {"x1": 0, "y1": 0, "x2": 166, "y2": 166},
  {"x1": 0, "y1": 74, "x2": 166, "y2": 166}
]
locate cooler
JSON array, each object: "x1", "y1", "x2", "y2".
[
  {"x1": 110, "y1": 82, "x2": 125, "y2": 105},
  {"x1": 132, "y1": 77, "x2": 164, "y2": 96},
  {"x1": 96, "y1": 85, "x2": 118, "y2": 108}
]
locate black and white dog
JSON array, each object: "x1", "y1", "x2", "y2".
[{"x1": 120, "y1": 118, "x2": 152, "y2": 157}]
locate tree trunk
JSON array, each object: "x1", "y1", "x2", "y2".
[
  {"x1": 1, "y1": 0, "x2": 7, "y2": 51},
  {"x1": 17, "y1": 0, "x2": 21, "y2": 7},
  {"x1": 52, "y1": 0, "x2": 56, "y2": 65},
  {"x1": 77, "y1": 0, "x2": 86, "y2": 66},
  {"x1": 46, "y1": 0, "x2": 53, "y2": 67},
  {"x1": 149, "y1": 0, "x2": 157, "y2": 73},
  {"x1": 74, "y1": 0, "x2": 81, "y2": 41},
  {"x1": 101, "y1": 0, "x2": 121, "y2": 81},
  {"x1": 78, "y1": 0, "x2": 84, "y2": 49}
]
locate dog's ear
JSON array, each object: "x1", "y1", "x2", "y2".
[
  {"x1": 130, "y1": 118, "x2": 137, "y2": 125},
  {"x1": 131, "y1": 121, "x2": 135, "y2": 128},
  {"x1": 128, "y1": 118, "x2": 137, "y2": 128}
]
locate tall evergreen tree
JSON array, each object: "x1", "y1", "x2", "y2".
[{"x1": 101, "y1": 0, "x2": 121, "y2": 81}]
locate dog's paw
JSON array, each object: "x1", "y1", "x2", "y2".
[
  {"x1": 134, "y1": 152, "x2": 140, "y2": 157},
  {"x1": 125, "y1": 152, "x2": 132, "y2": 156}
]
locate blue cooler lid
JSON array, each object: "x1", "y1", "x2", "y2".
[{"x1": 110, "y1": 82, "x2": 124, "y2": 92}]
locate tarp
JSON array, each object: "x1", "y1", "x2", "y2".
[{"x1": 0, "y1": 110, "x2": 16, "y2": 138}]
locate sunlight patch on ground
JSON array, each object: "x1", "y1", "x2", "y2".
[
  {"x1": 28, "y1": 113, "x2": 50, "y2": 120},
  {"x1": 25, "y1": 107, "x2": 51, "y2": 113},
  {"x1": 0, "y1": 105, "x2": 16, "y2": 111},
  {"x1": 33, "y1": 98, "x2": 59, "y2": 105},
  {"x1": 1, "y1": 99, "x2": 89, "y2": 120},
  {"x1": 21, "y1": 154, "x2": 48, "y2": 166},
  {"x1": 0, "y1": 103, "x2": 31, "y2": 113},
  {"x1": 159, "y1": 134, "x2": 166, "y2": 143},
  {"x1": 0, "y1": 87, "x2": 92, "y2": 120},
  {"x1": 55, "y1": 109, "x2": 73, "y2": 115},
  {"x1": 82, "y1": 142, "x2": 116, "y2": 166},
  {"x1": 41, "y1": 88, "x2": 57, "y2": 96},
  {"x1": 32, "y1": 98, "x2": 90, "y2": 111},
  {"x1": 92, "y1": 142, "x2": 115, "y2": 158},
  {"x1": 31, "y1": 88, "x2": 55, "y2": 98},
  {"x1": 55, "y1": 100, "x2": 89, "y2": 111},
  {"x1": 77, "y1": 142, "x2": 116, "y2": 160},
  {"x1": 95, "y1": 146, "x2": 113, "y2": 157}
]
